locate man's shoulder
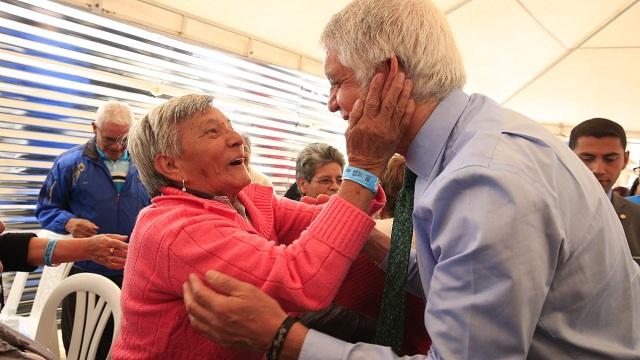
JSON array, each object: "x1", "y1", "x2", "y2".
[
  {"x1": 51, "y1": 144, "x2": 87, "y2": 166},
  {"x1": 612, "y1": 193, "x2": 640, "y2": 216}
]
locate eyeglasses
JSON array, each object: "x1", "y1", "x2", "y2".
[
  {"x1": 100, "y1": 135, "x2": 128, "y2": 147},
  {"x1": 634, "y1": 166, "x2": 640, "y2": 176},
  {"x1": 311, "y1": 177, "x2": 342, "y2": 187},
  {"x1": 95, "y1": 125, "x2": 128, "y2": 147}
]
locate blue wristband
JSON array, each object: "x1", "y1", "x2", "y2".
[
  {"x1": 44, "y1": 239, "x2": 58, "y2": 267},
  {"x1": 343, "y1": 165, "x2": 379, "y2": 193}
]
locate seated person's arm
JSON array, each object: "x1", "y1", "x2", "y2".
[{"x1": 26, "y1": 234, "x2": 128, "y2": 269}]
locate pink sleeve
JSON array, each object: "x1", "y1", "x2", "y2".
[
  {"x1": 167, "y1": 196, "x2": 376, "y2": 312},
  {"x1": 273, "y1": 185, "x2": 387, "y2": 245}
]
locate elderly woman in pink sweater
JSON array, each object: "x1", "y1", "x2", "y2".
[{"x1": 111, "y1": 89, "x2": 412, "y2": 359}]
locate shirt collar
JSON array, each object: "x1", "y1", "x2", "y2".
[
  {"x1": 406, "y1": 88, "x2": 470, "y2": 179},
  {"x1": 96, "y1": 146, "x2": 129, "y2": 162}
]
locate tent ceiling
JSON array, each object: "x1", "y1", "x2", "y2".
[{"x1": 152, "y1": 0, "x2": 640, "y2": 133}]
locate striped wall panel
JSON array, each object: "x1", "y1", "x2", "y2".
[{"x1": 0, "y1": 0, "x2": 346, "y2": 230}]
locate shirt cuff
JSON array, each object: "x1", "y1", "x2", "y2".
[{"x1": 299, "y1": 329, "x2": 350, "y2": 360}]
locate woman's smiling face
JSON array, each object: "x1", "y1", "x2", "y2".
[{"x1": 175, "y1": 107, "x2": 250, "y2": 198}]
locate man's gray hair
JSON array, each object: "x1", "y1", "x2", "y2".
[
  {"x1": 128, "y1": 94, "x2": 214, "y2": 197},
  {"x1": 295, "y1": 143, "x2": 345, "y2": 181},
  {"x1": 320, "y1": 0, "x2": 466, "y2": 101},
  {"x1": 95, "y1": 101, "x2": 134, "y2": 127}
]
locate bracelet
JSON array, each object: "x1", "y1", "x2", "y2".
[
  {"x1": 44, "y1": 238, "x2": 58, "y2": 266},
  {"x1": 266, "y1": 316, "x2": 298, "y2": 360},
  {"x1": 343, "y1": 165, "x2": 379, "y2": 193}
]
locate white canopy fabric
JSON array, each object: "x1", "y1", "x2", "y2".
[{"x1": 153, "y1": 0, "x2": 640, "y2": 136}]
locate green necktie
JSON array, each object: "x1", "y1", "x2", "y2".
[{"x1": 375, "y1": 167, "x2": 417, "y2": 352}]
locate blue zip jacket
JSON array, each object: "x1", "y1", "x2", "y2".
[{"x1": 35, "y1": 138, "x2": 150, "y2": 276}]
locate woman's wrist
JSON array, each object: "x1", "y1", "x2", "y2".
[
  {"x1": 343, "y1": 166, "x2": 379, "y2": 193},
  {"x1": 277, "y1": 322, "x2": 309, "y2": 360},
  {"x1": 43, "y1": 238, "x2": 58, "y2": 266},
  {"x1": 344, "y1": 160, "x2": 385, "y2": 178},
  {"x1": 52, "y1": 237, "x2": 88, "y2": 264}
]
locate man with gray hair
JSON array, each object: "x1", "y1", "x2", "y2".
[
  {"x1": 183, "y1": 0, "x2": 640, "y2": 359},
  {"x1": 35, "y1": 100, "x2": 150, "y2": 359}
]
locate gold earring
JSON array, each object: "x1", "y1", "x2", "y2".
[{"x1": 181, "y1": 179, "x2": 186, "y2": 192}]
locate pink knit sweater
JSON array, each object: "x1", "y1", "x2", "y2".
[{"x1": 111, "y1": 184, "x2": 383, "y2": 359}]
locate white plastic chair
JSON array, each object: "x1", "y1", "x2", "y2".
[
  {"x1": 34, "y1": 273, "x2": 121, "y2": 360},
  {"x1": 0, "y1": 230, "x2": 73, "y2": 338},
  {"x1": 0, "y1": 263, "x2": 74, "y2": 335}
]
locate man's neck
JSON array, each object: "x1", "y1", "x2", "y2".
[{"x1": 396, "y1": 98, "x2": 439, "y2": 156}]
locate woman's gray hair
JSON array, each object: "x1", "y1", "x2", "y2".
[
  {"x1": 128, "y1": 94, "x2": 214, "y2": 197},
  {"x1": 295, "y1": 143, "x2": 345, "y2": 181},
  {"x1": 320, "y1": 0, "x2": 466, "y2": 101}
]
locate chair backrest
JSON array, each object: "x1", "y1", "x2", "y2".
[
  {"x1": 0, "y1": 229, "x2": 53, "y2": 320},
  {"x1": 30, "y1": 263, "x2": 73, "y2": 320},
  {"x1": 29, "y1": 230, "x2": 74, "y2": 320},
  {"x1": 34, "y1": 273, "x2": 121, "y2": 360},
  {"x1": 1, "y1": 271, "x2": 29, "y2": 319},
  {"x1": 0, "y1": 230, "x2": 73, "y2": 334}
]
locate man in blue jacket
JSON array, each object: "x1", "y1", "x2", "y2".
[{"x1": 35, "y1": 100, "x2": 150, "y2": 359}]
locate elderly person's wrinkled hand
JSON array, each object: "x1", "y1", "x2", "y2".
[
  {"x1": 65, "y1": 218, "x2": 99, "y2": 238},
  {"x1": 300, "y1": 193, "x2": 331, "y2": 205},
  {"x1": 86, "y1": 234, "x2": 128, "y2": 269},
  {"x1": 346, "y1": 65, "x2": 415, "y2": 177},
  {"x1": 184, "y1": 270, "x2": 288, "y2": 352}
]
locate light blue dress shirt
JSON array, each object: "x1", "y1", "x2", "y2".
[{"x1": 299, "y1": 90, "x2": 640, "y2": 359}]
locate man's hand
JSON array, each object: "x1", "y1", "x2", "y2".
[
  {"x1": 183, "y1": 270, "x2": 288, "y2": 352},
  {"x1": 65, "y1": 218, "x2": 99, "y2": 237},
  {"x1": 346, "y1": 66, "x2": 415, "y2": 177}
]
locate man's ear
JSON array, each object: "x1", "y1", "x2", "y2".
[
  {"x1": 91, "y1": 122, "x2": 98, "y2": 136},
  {"x1": 375, "y1": 56, "x2": 400, "y2": 78},
  {"x1": 154, "y1": 154, "x2": 182, "y2": 183},
  {"x1": 388, "y1": 55, "x2": 400, "y2": 79},
  {"x1": 297, "y1": 178, "x2": 307, "y2": 195},
  {"x1": 624, "y1": 150, "x2": 630, "y2": 167},
  {"x1": 375, "y1": 55, "x2": 402, "y2": 98}
]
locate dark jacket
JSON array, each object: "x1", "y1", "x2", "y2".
[
  {"x1": 611, "y1": 193, "x2": 640, "y2": 262},
  {"x1": 283, "y1": 182, "x2": 301, "y2": 201}
]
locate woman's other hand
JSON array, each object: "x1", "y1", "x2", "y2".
[
  {"x1": 363, "y1": 227, "x2": 391, "y2": 265},
  {"x1": 86, "y1": 234, "x2": 128, "y2": 269},
  {"x1": 300, "y1": 194, "x2": 331, "y2": 205}
]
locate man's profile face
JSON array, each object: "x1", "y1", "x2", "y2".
[
  {"x1": 92, "y1": 121, "x2": 130, "y2": 161},
  {"x1": 573, "y1": 136, "x2": 629, "y2": 193},
  {"x1": 324, "y1": 49, "x2": 364, "y2": 122}
]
